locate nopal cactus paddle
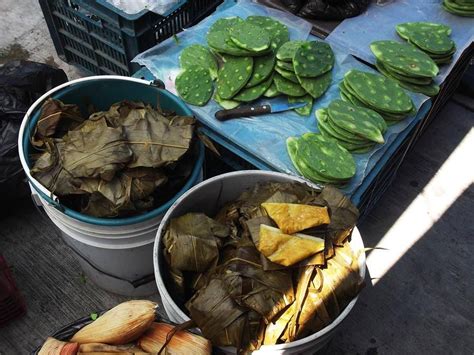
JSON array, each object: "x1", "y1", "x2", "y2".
[
  {"x1": 297, "y1": 71, "x2": 332, "y2": 99},
  {"x1": 176, "y1": 66, "x2": 213, "y2": 106},
  {"x1": 299, "y1": 133, "x2": 356, "y2": 181},
  {"x1": 180, "y1": 44, "x2": 218, "y2": 80},
  {"x1": 316, "y1": 109, "x2": 369, "y2": 145},
  {"x1": 370, "y1": 40, "x2": 439, "y2": 78},
  {"x1": 276, "y1": 41, "x2": 306, "y2": 62},
  {"x1": 409, "y1": 31, "x2": 455, "y2": 55},
  {"x1": 286, "y1": 136, "x2": 352, "y2": 185},
  {"x1": 209, "y1": 17, "x2": 244, "y2": 33},
  {"x1": 230, "y1": 21, "x2": 271, "y2": 52},
  {"x1": 214, "y1": 92, "x2": 241, "y2": 110},
  {"x1": 396, "y1": 22, "x2": 452, "y2": 40},
  {"x1": 245, "y1": 53, "x2": 275, "y2": 88},
  {"x1": 246, "y1": 16, "x2": 290, "y2": 50},
  {"x1": 276, "y1": 60, "x2": 295, "y2": 72},
  {"x1": 217, "y1": 56, "x2": 253, "y2": 99},
  {"x1": 328, "y1": 99, "x2": 385, "y2": 144},
  {"x1": 233, "y1": 75, "x2": 274, "y2": 102},
  {"x1": 263, "y1": 81, "x2": 280, "y2": 98},
  {"x1": 344, "y1": 70, "x2": 414, "y2": 114},
  {"x1": 375, "y1": 60, "x2": 440, "y2": 96},
  {"x1": 377, "y1": 60, "x2": 433, "y2": 85},
  {"x1": 288, "y1": 95, "x2": 313, "y2": 116},
  {"x1": 274, "y1": 73, "x2": 307, "y2": 97},
  {"x1": 207, "y1": 31, "x2": 256, "y2": 57},
  {"x1": 275, "y1": 66, "x2": 299, "y2": 83},
  {"x1": 293, "y1": 41, "x2": 335, "y2": 78}
]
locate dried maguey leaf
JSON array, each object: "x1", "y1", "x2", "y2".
[
  {"x1": 163, "y1": 213, "x2": 229, "y2": 273},
  {"x1": 32, "y1": 98, "x2": 84, "y2": 148},
  {"x1": 30, "y1": 100, "x2": 196, "y2": 217},
  {"x1": 61, "y1": 118, "x2": 133, "y2": 181}
]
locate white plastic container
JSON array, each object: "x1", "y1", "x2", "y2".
[
  {"x1": 19, "y1": 76, "x2": 204, "y2": 296},
  {"x1": 153, "y1": 170, "x2": 366, "y2": 354}
]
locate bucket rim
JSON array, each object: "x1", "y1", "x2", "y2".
[
  {"x1": 153, "y1": 170, "x2": 366, "y2": 350},
  {"x1": 18, "y1": 75, "x2": 204, "y2": 226}
]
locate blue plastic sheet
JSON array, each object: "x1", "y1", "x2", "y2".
[
  {"x1": 134, "y1": 0, "x2": 428, "y2": 195},
  {"x1": 326, "y1": 0, "x2": 474, "y2": 84}
]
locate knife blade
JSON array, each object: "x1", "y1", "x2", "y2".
[{"x1": 215, "y1": 101, "x2": 307, "y2": 121}]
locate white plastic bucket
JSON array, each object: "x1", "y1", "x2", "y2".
[
  {"x1": 19, "y1": 76, "x2": 205, "y2": 296},
  {"x1": 153, "y1": 170, "x2": 366, "y2": 354}
]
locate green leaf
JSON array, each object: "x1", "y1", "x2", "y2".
[
  {"x1": 90, "y1": 313, "x2": 98, "y2": 321},
  {"x1": 79, "y1": 272, "x2": 87, "y2": 284}
]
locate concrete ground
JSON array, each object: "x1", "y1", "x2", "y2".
[
  {"x1": 0, "y1": 0, "x2": 473, "y2": 354},
  {"x1": 0, "y1": 0, "x2": 84, "y2": 79}
]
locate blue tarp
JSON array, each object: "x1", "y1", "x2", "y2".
[
  {"x1": 133, "y1": 0, "x2": 440, "y2": 195},
  {"x1": 326, "y1": 0, "x2": 474, "y2": 84}
]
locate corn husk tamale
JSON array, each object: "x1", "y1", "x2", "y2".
[
  {"x1": 70, "y1": 300, "x2": 157, "y2": 345},
  {"x1": 137, "y1": 322, "x2": 211, "y2": 355},
  {"x1": 78, "y1": 343, "x2": 144, "y2": 353},
  {"x1": 38, "y1": 337, "x2": 79, "y2": 355}
]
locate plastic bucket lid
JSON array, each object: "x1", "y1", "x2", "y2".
[{"x1": 18, "y1": 76, "x2": 204, "y2": 227}]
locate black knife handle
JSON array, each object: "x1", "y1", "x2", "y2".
[{"x1": 215, "y1": 104, "x2": 272, "y2": 121}]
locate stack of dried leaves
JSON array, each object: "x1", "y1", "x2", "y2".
[
  {"x1": 30, "y1": 99, "x2": 196, "y2": 217},
  {"x1": 162, "y1": 182, "x2": 364, "y2": 353}
]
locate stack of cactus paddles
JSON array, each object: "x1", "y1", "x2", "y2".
[
  {"x1": 175, "y1": 16, "x2": 335, "y2": 116},
  {"x1": 340, "y1": 69, "x2": 415, "y2": 124},
  {"x1": 370, "y1": 40, "x2": 440, "y2": 96},
  {"x1": 316, "y1": 99, "x2": 387, "y2": 154},
  {"x1": 442, "y1": 0, "x2": 474, "y2": 17},
  {"x1": 396, "y1": 22, "x2": 456, "y2": 65},
  {"x1": 287, "y1": 133, "x2": 356, "y2": 185}
]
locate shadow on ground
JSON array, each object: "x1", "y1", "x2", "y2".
[{"x1": 323, "y1": 100, "x2": 474, "y2": 354}]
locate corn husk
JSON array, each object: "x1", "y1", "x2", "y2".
[
  {"x1": 78, "y1": 343, "x2": 143, "y2": 353},
  {"x1": 261, "y1": 203, "x2": 330, "y2": 234},
  {"x1": 256, "y1": 225, "x2": 325, "y2": 266},
  {"x1": 38, "y1": 337, "x2": 78, "y2": 355},
  {"x1": 138, "y1": 322, "x2": 211, "y2": 355},
  {"x1": 70, "y1": 301, "x2": 157, "y2": 345}
]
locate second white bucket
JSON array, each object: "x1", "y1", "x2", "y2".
[{"x1": 153, "y1": 170, "x2": 366, "y2": 354}]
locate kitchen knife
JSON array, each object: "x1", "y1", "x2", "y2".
[{"x1": 215, "y1": 102, "x2": 307, "y2": 121}]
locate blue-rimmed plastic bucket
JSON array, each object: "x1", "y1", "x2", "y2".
[{"x1": 18, "y1": 76, "x2": 204, "y2": 296}]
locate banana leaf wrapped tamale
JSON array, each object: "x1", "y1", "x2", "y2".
[{"x1": 162, "y1": 182, "x2": 364, "y2": 352}]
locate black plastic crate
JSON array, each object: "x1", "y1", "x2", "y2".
[{"x1": 39, "y1": 0, "x2": 223, "y2": 75}]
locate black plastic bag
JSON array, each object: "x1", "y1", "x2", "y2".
[
  {"x1": 298, "y1": 0, "x2": 370, "y2": 20},
  {"x1": 280, "y1": 0, "x2": 306, "y2": 13},
  {"x1": 0, "y1": 61, "x2": 67, "y2": 205}
]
